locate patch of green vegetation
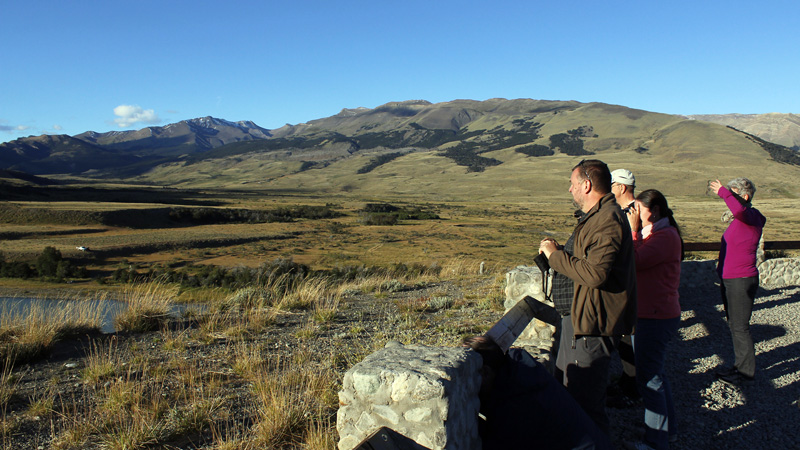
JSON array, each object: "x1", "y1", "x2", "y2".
[
  {"x1": 167, "y1": 205, "x2": 343, "y2": 225},
  {"x1": 357, "y1": 152, "x2": 404, "y2": 174},
  {"x1": 515, "y1": 144, "x2": 554, "y2": 157},
  {"x1": 548, "y1": 126, "x2": 596, "y2": 156},
  {"x1": 440, "y1": 147, "x2": 502, "y2": 172},
  {"x1": 0, "y1": 247, "x2": 88, "y2": 281},
  {"x1": 359, "y1": 203, "x2": 440, "y2": 225}
]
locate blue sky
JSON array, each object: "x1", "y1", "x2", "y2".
[{"x1": 2, "y1": 0, "x2": 798, "y2": 143}]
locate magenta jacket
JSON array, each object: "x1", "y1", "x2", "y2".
[
  {"x1": 717, "y1": 187, "x2": 766, "y2": 279},
  {"x1": 632, "y1": 219, "x2": 682, "y2": 319}
]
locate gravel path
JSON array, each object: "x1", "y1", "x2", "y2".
[{"x1": 607, "y1": 277, "x2": 800, "y2": 449}]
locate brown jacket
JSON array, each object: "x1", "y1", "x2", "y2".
[{"x1": 548, "y1": 193, "x2": 637, "y2": 337}]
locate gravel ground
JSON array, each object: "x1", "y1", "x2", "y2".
[{"x1": 607, "y1": 279, "x2": 800, "y2": 449}]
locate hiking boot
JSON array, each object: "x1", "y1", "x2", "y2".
[
  {"x1": 714, "y1": 366, "x2": 739, "y2": 378},
  {"x1": 718, "y1": 370, "x2": 754, "y2": 387}
]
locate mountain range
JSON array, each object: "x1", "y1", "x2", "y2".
[{"x1": 2, "y1": 99, "x2": 799, "y2": 200}]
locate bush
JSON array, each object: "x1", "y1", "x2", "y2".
[
  {"x1": 360, "y1": 213, "x2": 399, "y2": 226},
  {"x1": 0, "y1": 261, "x2": 34, "y2": 279},
  {"x1": 36, "y1": 246, "x2": 62, "y2": 278},
  {"x1": 515, "y1": 144, "x2": 554, "y2": 157}
]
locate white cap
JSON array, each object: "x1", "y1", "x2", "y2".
[{"x1": 611, "y1": 169, "x2": 635, "y2": 187}]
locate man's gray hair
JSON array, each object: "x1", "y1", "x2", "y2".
[{"x1": 727, "y1": 177, "x2": 756, "y2": 199}]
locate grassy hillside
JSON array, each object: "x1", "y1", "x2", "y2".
[{"x1": 134, "y1": 117, "x2": 798, "y2": 202}]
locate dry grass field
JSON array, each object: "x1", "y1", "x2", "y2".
[{"x1": 2, "y1": 192, "x2": 799, "y2": 290}]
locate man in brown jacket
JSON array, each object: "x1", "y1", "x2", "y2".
[{"x1": 539, "y1": 159, "x2": 637, "y2": 435}]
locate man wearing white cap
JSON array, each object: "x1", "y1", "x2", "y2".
[
  {"x1": 608, "y1": 168, "x2": 640, "y2": 409},
  {"x1": 611, "y1": 169, "x2": 636, "y2": 213}
]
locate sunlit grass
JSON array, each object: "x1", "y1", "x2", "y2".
[
  {"x1": 113, "y1": 281, "x2": 175, "y2": 332},
  {"x1": 0, "y1": 296, "x2": 103, "y2": 366}
]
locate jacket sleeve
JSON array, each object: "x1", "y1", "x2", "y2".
[
  {"x1": 632, "y1": 228, "x2": 679, "y2": 271},
  {"x1": 549, "y1": 223, "x2": 621, "y2": 289},
  {"x1": 719, "y1": 187, "x2": 765, "y2": 226}
]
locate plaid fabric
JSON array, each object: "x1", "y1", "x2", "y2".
[{"x1": 552, "y1": 231, "x2": 577, "y2": 316}]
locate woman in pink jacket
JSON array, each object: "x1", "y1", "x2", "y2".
[
  {"x1": 625, "y1": 189, "x2": 683, "y2": 450},
  {"x1": 709, "y1": 178, "x2": 765, "y2": 386}
]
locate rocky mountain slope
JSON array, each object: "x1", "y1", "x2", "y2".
[
  {"x1": 73, "y1": 116, "x2": 272, "y2": 155},
  {"x1": 686, "y1": 113, "x2": 800, "y2": 150}
]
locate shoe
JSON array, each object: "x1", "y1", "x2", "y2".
[
  {"x1": 717, "y1": 370, "x2": 754, "y2": 387},
  {"x1": 623, "y1": 440, "x2": 656, "y2": 450},
  {"x1": 715, "y1": 366, "x2": 739, "y2": 378}
]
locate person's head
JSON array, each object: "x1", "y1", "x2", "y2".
[
  {"x1": 635, "y1": 189, "x2": 684, "y2": 259},
  {"x1": 727, "y1": 177, "x2": 756, "y2": 203},
  {"x1": 569, "y1": 159, "x2": 611, "y2": 212},
  {"x1": 462, "y1": 336, "x2": 505, "y2": 397},
  {"x1": 610, "y1": 169, "x2": 636, "y2": 205}
]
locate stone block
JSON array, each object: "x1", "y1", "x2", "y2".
[{"x1": 337, "y1": 343, "x2": 482, "y2": 450}]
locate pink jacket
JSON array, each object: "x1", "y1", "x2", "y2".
[
  {"x1": 632, "y1": 219, "x2": 682, "y2": 319},
  {"x1": 717, "y1": 187, "x2": 766, "y2": 279}
]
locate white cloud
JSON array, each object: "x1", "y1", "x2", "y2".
[
  {"x1": 113, "y1": 104, "x2": 161, "y2": 128},
  {"x1": 53, "y1": 124, "x2": 63, "y2": 131},
  {"x1": 15, "y1": 125, "x2": 30, "y2": 131}
]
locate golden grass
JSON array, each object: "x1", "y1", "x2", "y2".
[
  {"x1": 250, "y1": 355, "x2": 337, "y2": 448},
  {"x1": 113, "y1": 281, "x2": 175, "y2": 332},
  {"x1": 0, "y1": 296, "x2": 104, "y2": 366}
]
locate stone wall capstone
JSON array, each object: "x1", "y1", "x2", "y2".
[
  {"x1": 504, "y1": 265, "x2": 555, "y2": 364},
  {"x1": 337, "y1": 342, "x2": 482, "y2": 450}
]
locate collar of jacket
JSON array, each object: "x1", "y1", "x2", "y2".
[{"x1": 577, "y1": 193, "x2": 617, "y2": 225}]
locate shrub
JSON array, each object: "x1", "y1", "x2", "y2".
[
  {"x1": 515, "y1": 144, "x2": 554, "y2": 157},
  {"x1": 36, "y1": 246, "x2": 62, "y2": 278}
]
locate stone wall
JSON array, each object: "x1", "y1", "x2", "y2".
[{"x1": 758, "y1": 257, "x2": 800, "y2": 289}]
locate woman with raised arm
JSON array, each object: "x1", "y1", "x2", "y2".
[
  {"x1": 624, "y1": 189, "x2": 683, "y2": 450},
  {"x1": 708, "y1": 178, "x2": 766, "y2": 386}
]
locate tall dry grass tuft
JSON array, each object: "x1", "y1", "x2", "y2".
[
  {"x1": 0, "y1": 294, "x2": 104, "y2": 366},
  {"x1": 1, "y1": 357, "x2": 20, "y2": 444},
  {"x1": 82, "y1": 338, "x2": 123, "y2": 384},
  {"x1": 250, "y1": 356, "x2": 337, "y2": 448},
  {"x1": 231, "y1": 342, "x2": 266, "y2": 380},
  {"x1": 311, "y1": 292, "x2": 341, "y2": 324},
  {"x1": 0, "y1": 304, "x2": 58, "y2": 364},
  {"x1": 277, "y1": 276, "x2": 329, "y2": 311},
  {"x1": 439, "y1": 256, "x2": 483, "y2": 279},
  {"x1": 304, "y1": 416, "x2": 337, "y2": 450},
  {"x1": 113, "y1": 281, "x2": 175, "y2": 332}
]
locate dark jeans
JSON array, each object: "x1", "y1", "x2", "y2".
[
  {"x1": 556, "y1": 315, "x2": 618, "y2": 435},
  {"x1": 721, "y1": 277, "x2": 758, "y2": 378},
  {"x1": 634, "y1": 317, "x2": 679, "y2": 450}
]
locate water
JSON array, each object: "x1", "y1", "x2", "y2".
[{"x1": 0, "y1": 297, "x2": 202, "y2": 333}]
